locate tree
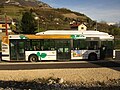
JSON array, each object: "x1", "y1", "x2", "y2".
[{"x1": 21, "y1": 11, "x2": 37, "y2": 34}]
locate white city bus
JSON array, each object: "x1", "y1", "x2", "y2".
[{"x1": 2, "y1": 30, "x2": 114, "y2": 62}]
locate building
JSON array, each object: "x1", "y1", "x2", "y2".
[
  {"x1": 70, "y1": 23, "x2": 87, "y2": 31},
  {"x1": 0, "y1": 16, "x2": 12, "y2": 33},
  {"x1": 78, "y1": 23, "x2": 87, "y2": 31}
]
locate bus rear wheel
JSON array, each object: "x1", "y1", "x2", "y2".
[
  {"x1": 29, "y1": 55, "x2": 38, "y2": 62},
  {"x1": 88, "y1": 53, "x2": 97, "y2": 61}
]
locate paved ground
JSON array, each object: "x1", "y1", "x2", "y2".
[
  {"x1": 0, "y1": 60, "x2": 119, "y2": 89},
  {"x1": 0, "y1": 60, "x2": 120, "y2": 70}
]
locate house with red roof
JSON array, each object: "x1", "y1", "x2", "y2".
[{"x1": 70, "y1": 23, "x2": 87, "y2": 31}]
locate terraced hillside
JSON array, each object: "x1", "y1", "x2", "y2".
[{"x1": 0, "y1": 0, "x2": 93, "y2": 31}]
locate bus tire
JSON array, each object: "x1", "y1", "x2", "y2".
[
  {"x1": 88, "y1": 53, "x2": 97, "y2": 61},
  {"x1": 29, "y1": 54, "x2": 38, "y2": 62}
]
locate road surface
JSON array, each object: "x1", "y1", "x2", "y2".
[{"x1": 0, "y1": 60, "x2": 120, "y2": 70}]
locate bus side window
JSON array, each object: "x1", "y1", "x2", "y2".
[
  {"x1": 51, "y1": 48, "x2": 55, "y2": 50},
  {"x1": 41, "y1": 46, "x2": 44, "y2": 50},
  {"x1": 36, "y1": 46, "x2": 40, "y2": 50},
  {"x1": 33, "y1": 46, "x2": 37, "y2": 51},
  {"x1": 25, "y1": 40, "x2": 31, "y2": 50}
]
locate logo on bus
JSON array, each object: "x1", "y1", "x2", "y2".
[
  {"x1": 19, "y1": 35, "x2": 28, "y2": 39},
  {"x1": 71, "y1": 35, "x2": 85, "y2": 39},
  {"x1": 37, "y1": 52, "x2": 47, "y2": 60}
]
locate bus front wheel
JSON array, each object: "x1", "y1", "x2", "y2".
[
  {"x1": 29, "y1": 55, "x2": 38, "y2": 62},
  {"x1": 88, "y1": 53, "x2": 97, "y2": 61}
]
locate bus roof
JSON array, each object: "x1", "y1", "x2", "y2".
[
  {"x1": 36, "y1": 30, "x2": 108, "y2": 35},
  {"x1": 36, "y1": 30, "x2": 114, "y2": 40},
  {"x1": 7, "y1": 30, "x2": 114, "y2": 40}
]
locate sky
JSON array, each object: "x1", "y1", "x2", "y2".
[{"x1": 40, "y1": 0, "x2": 120, "y2": 23}]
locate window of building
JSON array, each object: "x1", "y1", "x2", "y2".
[
  {"x1": 81, "y1": 27, "x2": 84, "y2": 30},
  {"x1": 2, "y1": 24, "x2": 6, "y2": 27}
]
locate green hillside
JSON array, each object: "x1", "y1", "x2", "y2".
[{"x1": 0, "y1": 0, "x2": 93, "y2": 31}]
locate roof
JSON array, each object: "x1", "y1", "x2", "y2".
[
  {"x1": 70, "y1": 23, "x2": 86, "y2": 28},
  {"x1": 36, "y1": 30, "x2": 114, "y2": 40},
  {"x1": 36, "y1": 30, "x2": 107, "y2": 35}
]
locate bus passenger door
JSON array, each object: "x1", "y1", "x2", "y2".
[
  {"x1": 56, "y1": 40, "x2": 71, "y2": 60},
  {"x1": 10, "y1": 40, "x2": 17, "y2": 60},
  {"x1": 17, "y1": 41, "x2": 25, "y2": 60},
  {"x1": 10, "y1": 40, "x2": 25, "y2": 61}
]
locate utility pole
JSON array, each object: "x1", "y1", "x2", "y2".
[{"x1": 5, "y1": 13, "x2": 8, "y2": 36}]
